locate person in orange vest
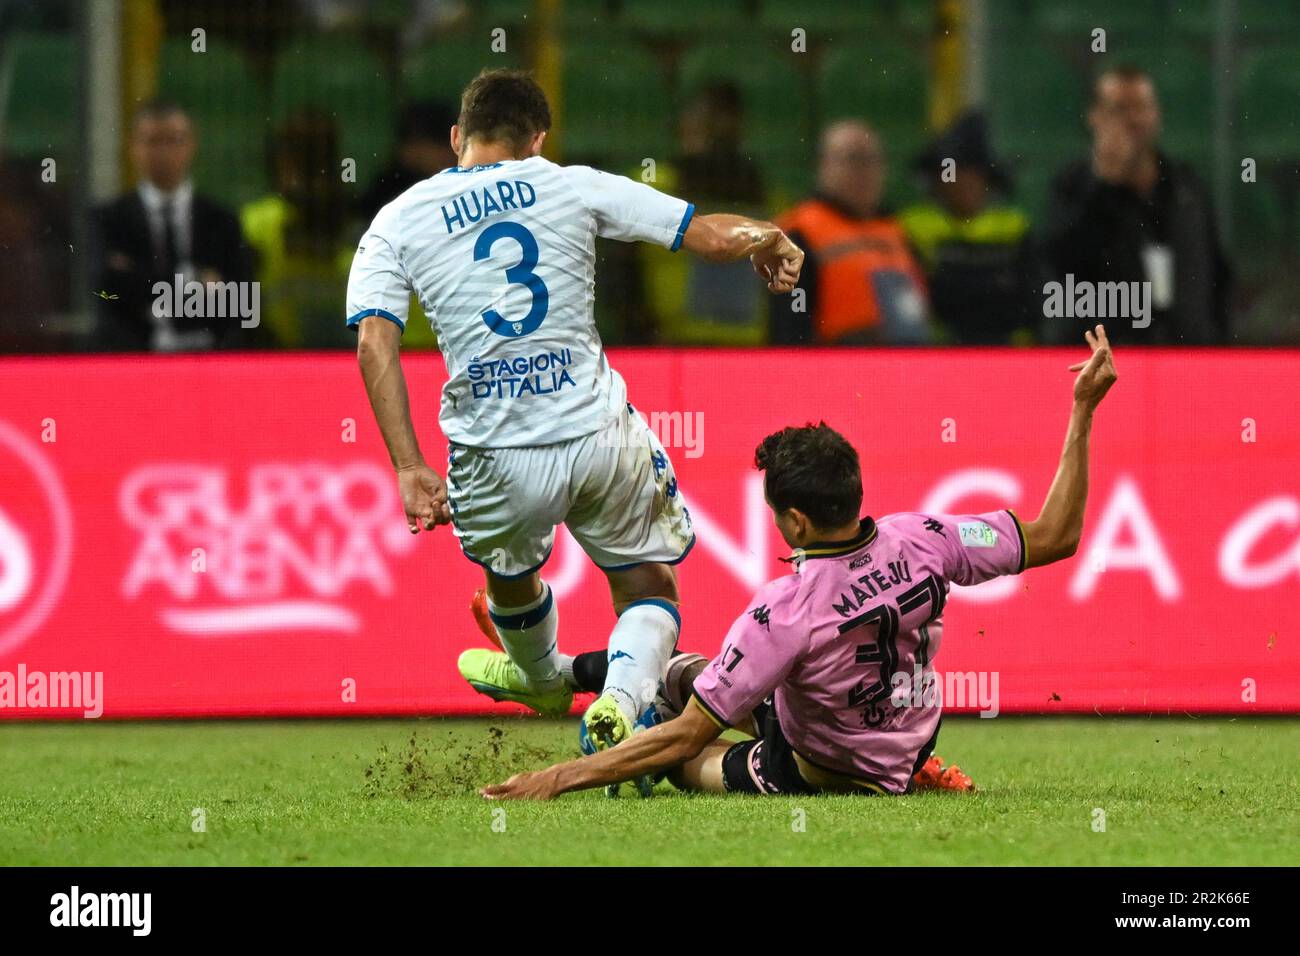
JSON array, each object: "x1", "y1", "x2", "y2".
[{"x1": 771, "y1": 121, "x2": 931, "y2": 345}]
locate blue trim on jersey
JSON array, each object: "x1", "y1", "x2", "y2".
[
  {"x1": 459, "y1": 543, "x2": 554, "y2": 579},
  {"x1": 670, "y1": 202, "x2": 695, "y2": 252},
  {"x1": 440, "y1": 162, "x2": 505, "y2": 174},
  {"x1": 620, "y1": 597, "x2": 682, "y2": 632},
  {"x1": 596, "y1": 533, "x2": 696, "y2": 573},
  {"x1": 347, "y1": 307, "x2": 404, "y2": 331},
  {"x1": 489, "y1": 585, "x2": 554, "y2": 631}
]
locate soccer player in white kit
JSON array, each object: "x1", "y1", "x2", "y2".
[{"x1": 348, "y1": 70, "x2": 804, "y2": 756}]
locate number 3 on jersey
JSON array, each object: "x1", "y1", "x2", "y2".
[{"x1": 473, "y1": 221, "x2": 550, "y2": 337}]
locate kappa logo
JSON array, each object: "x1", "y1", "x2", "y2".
[{"x1": 0, "y1": 420, "x2": 73, "y2": 656}]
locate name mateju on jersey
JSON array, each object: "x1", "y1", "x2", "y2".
[
  {"x1": 441, "y1": 176, "x2": 537, "y2": 235},
  {"x1": 467, "y1": 347, "x2": 577, "y2": 400}
]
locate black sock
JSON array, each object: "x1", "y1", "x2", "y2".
[
  {"x1": 571, "y1": 650, "x2": 607, "y2": 693},
  {"x1": 571, "y1": 648, "x2": 685, "y2": 695}
]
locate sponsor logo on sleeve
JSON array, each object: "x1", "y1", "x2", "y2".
[{"x1": 958, "y1": 521, "x2": 999, "y2": 549}]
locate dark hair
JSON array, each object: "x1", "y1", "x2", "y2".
[
  {"x1": 396, "y1": 99, "x2": 458, "y2": 144},
  {"x1": 458, "y1": 68, "x2": 551, "y2": 152},
  {"x1": 693, "y1": 81, "x2": 745, "y2": 116},
  {"x1": 754, "y1": 422, "x2": 862, "y2": 530},
  {"x1": 131, "y1": 98, "x2": 188, "y2": 127}
]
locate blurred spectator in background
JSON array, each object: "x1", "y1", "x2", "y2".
[
  {"x1": 638, "y1": 82, "x2": 769, "y2": 344},
  {"x1": 770, "y1": 120, "x2": 930, "y2": 345},
  {"x1": 242, "y1": 110, "x2": 354, "y2": 348},
  {"x1": 1043, "y1": 65, "x2": 1232, "y2": 344},
  {"x1": 0, "y1": 154, "x2": 72, "y2": 351},
  {"x1": 673, "y1": 82, "x2": 765, "y2": 203},
  {"x1": 351, "y1": 100, "x2": 458, "y2": 350},
  {"x1": 92, "y1": 100, "x2": 251, "y2": 351},
  {"x1": 357, "y1": 99, "x2": 458, "y2": 222},
  {"x1": 900, "y1": 111, "x2": 1044, "y2": 345}
]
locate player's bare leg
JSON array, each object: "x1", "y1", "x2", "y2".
[
  {"x1": 457, "y1": 569, "x2": 574, "y2": 717},
  {"x1": 667, "y1": 741, "x2": 733, "y2": 793}
]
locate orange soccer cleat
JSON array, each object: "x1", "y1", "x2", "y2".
[
  {"x1": 470, "y1": 588, "x2": 503, "y2": 650},
  {"x1": 912, "y1": 755, "x2": 975, "y2": 793}
]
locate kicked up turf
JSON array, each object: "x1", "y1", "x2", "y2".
[{"x1": 0, "y1": 716, "x2": 1296, "y2": 866}]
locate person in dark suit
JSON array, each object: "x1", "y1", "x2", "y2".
[
  {"x1": 1042, "y1": 66, "x2": 1232, "y2": 345},
  {"x1": 92, "y1": 100, "x2": 252, "y2": 351}
]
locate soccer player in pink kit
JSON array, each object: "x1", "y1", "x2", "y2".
[{"x1": 483, "y1": 326, "x2": 1118, "y2": 800}]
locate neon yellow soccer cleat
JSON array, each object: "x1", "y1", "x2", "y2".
[
  {"x1": 580, "y1": 694, "x2": 656, "y2": 798},
  {"x1": 581, "y1": 694, "x2": 632, "y2": 750},
  {"x1": 457, "y1": 648, "x2": 573, "y2": 717}
]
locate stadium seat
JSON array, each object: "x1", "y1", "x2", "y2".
[
  {"x1": 985, "y1": 43, "x2": 1088, "y2": 163},
  {"x1": 1238, "y1": 0, "x2": 1300, "y2": 35},
  {"x1": 896, "y1": 0, "x2": 937, "y2": 38},
  {"x1": 157, "y1": 38, "x2": 267, "y2": 208},
  {"x1": 1166, "y1": 0, "x2": 1215, "y2": 36},
  {"x1": 624, "y1": 0, "x2": 747, "y2": 36},
  {"x1": 0, "y1": 31, "x2": 77, "y2": 159},
  {"x1": 817, "y1": 41, "x2": 928, "y2": 154},
  {"x1": 1237, "y1": 47, "x2": 1300, "y2": 161},
  {"x1": 401, "y1": 41, "x2": 521, "y2": 102},
  {"x1": 1032, "y1": 0, "x2": 1166, "y2": 42},
  {"x1": 484, "y1": 0, "x2": 613, "y2": 32},
  {"x1": 270, "y1": 37, "x2": 395, "y2": 169},
  {"x1": 1232, "y1": 177, "x2": 1291, "y2": 269},
  {"x1": 679, "y1": 40, "x2": 813, "y2": 201},
  {"x1": 562, "y1": 40, "x2": 671, "y2": 165},
  {"x1": 480, "y1": 0, "x2": 533, "y2": 26},
  {"x1": 758, "y1": 0, "x2": 889, "y2": 37}
]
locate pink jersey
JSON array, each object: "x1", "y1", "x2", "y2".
[{"x1": 693, "y1": 511, "x2": 1025, "y2": 794}]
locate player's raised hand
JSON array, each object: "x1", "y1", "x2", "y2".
[
  {"x1": 397, "y1": 463, "x2": 451, "y2": 533},
  {"x1": 1068, "y1": 324, "x2": 1118, "y2": 409},
  {"x1": 752, "y1": 232, "x2": 805, "y2": 294}
]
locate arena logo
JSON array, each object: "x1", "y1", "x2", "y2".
[
  {"x1": 118, "y1": 462, "x2": 416, "y2": 634},
  {"x1": 0, "y1": 419, "x2": 73, "y2": 657}
]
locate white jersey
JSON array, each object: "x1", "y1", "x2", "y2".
[{"x1": 346, "y1": 156, "x2": 694, "y2": 447}]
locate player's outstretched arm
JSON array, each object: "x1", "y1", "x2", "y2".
[
  {"x1": 481, "y1": 703, "x2": 722, "y2": 800},
  {"x1": 1020, "y1": 325, "x2": 1118, "y2": 568},
  {"x1": 356, "y1": 314, "x2": 450, "y2": 534},
  {"x1": 682, "y1": 213, "x2": 805, "y2": 293}
]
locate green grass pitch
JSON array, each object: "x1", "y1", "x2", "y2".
[{"x1": 1, "y1": 717, "x2": 1296, "y2": 866}]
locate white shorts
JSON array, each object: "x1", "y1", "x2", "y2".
[{"x1": 445, "y1": 402, "x2": 695, "y2": 578}]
